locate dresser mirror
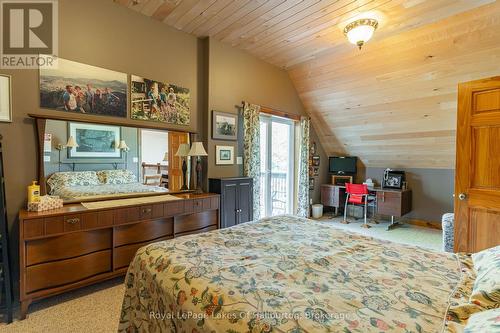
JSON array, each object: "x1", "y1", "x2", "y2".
[{"x1": 35, "y1": 116, "x2": 192, "y2": 202}]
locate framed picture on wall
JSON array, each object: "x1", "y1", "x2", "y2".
[
  {"x1": 216, "y1": 145, "x2": 234, "y2": 165},
  {"x1": 0, "y1": 74, "x2": 12, "y2": 122},
  {"x1": 39, "y1": 57, "x2": 127, "y2": 118},
  {"x1": 130, "y1": 75, "x2": 191, "y2": 125},
  {"x1": 212, "y1": 111, "x2": 237, "y2": 140},
  {"x1": 68, "y1": 122, "x2": 121, "y2": 158}
]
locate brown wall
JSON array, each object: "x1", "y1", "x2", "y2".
[
  {"x1": 0, "y1": 0, "x2": 201, "y2": 293},
  {"x1": 206, "y1": 38, "x2": 328, "y2": 203},
  {"x1": 0, "y1": 0, "x2": 328, "y2": 295}
]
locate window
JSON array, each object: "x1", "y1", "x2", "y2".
[{"x1": 260, "y1": 115, "x2": 295, "y2": 217}]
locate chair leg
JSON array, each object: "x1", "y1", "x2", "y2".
[
  {"x1": 361, "y1": 195, "x2": 371, "y2": 228},
  {"x1": 341, "y1": 194, "x2": 349, "y2": 224}
]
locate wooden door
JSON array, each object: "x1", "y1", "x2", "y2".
[
  {"x1": 455, "y1": 76, "x2": 500, "y2": 252},
  {"x1": 167, "y1": 132, "x2": 188, "y2": 192}
]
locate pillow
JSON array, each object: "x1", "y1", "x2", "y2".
[
  {"x1": 96, "y1": 169, "x2": 137, "y2": 184},
  {"x1": 464, "y1": 308, "x2": 500, "y2": 333},
  {"x1": 47, "y1": 171, "x2": 100, "y2": 191},
  {"x1": 470, "y1": 245, "x2": 500, "y2": 309}
]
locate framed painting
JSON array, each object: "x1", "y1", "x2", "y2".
[
  {"x1": 216, "y1": 145, "x2": 234, "y2": 165},
  {"x1": 0, "y1": 74, "x2": 12, "y2": 122},
  {"x1": 212, "y1": 111, "x2": 237, "y2": 140},
  {"x1": 39, "y1": 57, "x2": 127, "y2": 118},
  {"x1": 130, "y1": 75, "x2": 190, "y2": 125},
  {"x1": 68, "y1": 122, "x2": 121, "y2": 158}
]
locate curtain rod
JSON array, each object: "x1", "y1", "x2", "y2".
[{"x1": 241, "y1": 101, "x2": 302, "y2": 121}]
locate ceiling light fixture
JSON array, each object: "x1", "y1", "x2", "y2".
[{"x1": 343, "y1": 18, "x2": 378, "y2": 49}]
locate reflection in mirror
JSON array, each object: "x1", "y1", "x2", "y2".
[{"x1": 43, "y1": 119, "x2": 191, "y2": 203}]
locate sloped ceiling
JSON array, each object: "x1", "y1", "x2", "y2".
[{"x1": 114, "y1": 0, "x2": 500, "y2": 168}]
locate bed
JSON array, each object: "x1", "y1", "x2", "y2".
[
  {"x1": 47, "y1": 170, "x2": 168, "y2": 201},
  {"x1": 119, "y1": 215, "x2": 500, "y2": 333}
]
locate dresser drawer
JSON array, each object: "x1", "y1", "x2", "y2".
[
  {"x1": 176, "y1": 225, "x2": 217, "y2": 238},
  {"x1": 26, "y1": 250, "x2": 111, "y2": 293},
  {"x1": 26, "y1": 229, "x2": 112, "y2": 266},
  {"x1": 113, "y1": 207, "x2": 140, "y2": 225},
  {"x1": 114, "y1": 218, "x2": 173, "y2": 247},
  {"x1": 23, "y1": 214, "x2": 85, "y2": 239},
  {"x1": 24, "y1": 218, "x2": 44, "y2": 239},
  {"x1": 113, "y1": 235, "x2": 172, "y2": 270},
  {"x1": 165, "y1": 200, "x2": 184, "y2": 216},
  {"x1": 174, "y1": 210, "x2": 218, "y2": 234},
  {"x1": 193, "y1": 199, "x2": 204, "y2": 213},
  {"x1": 44, "y1": 216, "x2": 64, "y2": 235}
]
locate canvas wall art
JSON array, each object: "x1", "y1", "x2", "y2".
[
  {"x1": 68, "y1": 122, "x2": 121, "y2": 158},
  {"x1": 40, "y1": 57, "x2": 127, "y2": 118},
  {"x1": 212, "y1": 111, "x2": 237, "y2": 140},
  {"x1": 130, "y1": 75, "x2": 190, "y2": 125}
]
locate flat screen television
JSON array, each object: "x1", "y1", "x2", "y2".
[{"x1": 329, "y1": 156, "x2": 357, "y2": 174}]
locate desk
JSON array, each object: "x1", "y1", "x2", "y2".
[{"x1": 320, "y1": 184, "x2": 412, "y2": 230}]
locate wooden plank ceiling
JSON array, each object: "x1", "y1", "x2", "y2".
[{"x1": 114, "y1": 0, "x2": 500, "y2": 169}]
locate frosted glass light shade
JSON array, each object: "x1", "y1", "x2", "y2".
[
  {"x1": 344, "y1": 18, "x2": 378, "y2": 49},
  {"x1": 175, "y1": 143, "x2": 191, "y2": 157},
  {"x1": 65, "y1": 136, "x2": 79, "y2": 148},
  {"x1": 188, "y1": 142, "x2": 207, "y2": 157}
]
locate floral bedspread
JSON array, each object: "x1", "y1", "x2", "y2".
[
  {"x1": 51, "y1": 182, "x2": 168, "y2": 200},
  {"x1": 119, "y1": 215, "x2": 470, "y2": 333}
]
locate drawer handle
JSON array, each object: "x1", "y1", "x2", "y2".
[
  {"x1": 66, "y1": 218, "x2": 80, "y2": 224},
  {"x1": 142, "y1": 208, "x2": 152, "y2": 214}
]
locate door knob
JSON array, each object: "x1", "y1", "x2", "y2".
[{"x1": 458, "y1": 193, "x2": 467, "y2": 201}]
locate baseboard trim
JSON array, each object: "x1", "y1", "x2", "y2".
[{"x1": 405, "y1": 219, "x2": 442, "y2": 230}]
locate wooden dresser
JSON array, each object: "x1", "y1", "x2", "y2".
[{"x1": 19, "y1": 193, "x2": 219, "y2": 319}]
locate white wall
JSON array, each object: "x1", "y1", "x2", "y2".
[{"x1": 140, "y1": 129, "x2": 168, "y2": 165}]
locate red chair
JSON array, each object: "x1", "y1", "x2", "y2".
[{"x1": 342, "y1": 183, "x2": 372, "y2": 228}]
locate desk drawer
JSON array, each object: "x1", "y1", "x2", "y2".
[
  {"x1": 174, "y1": 210, "x2": 218, "y2": 234},
  {"x1": 26, "y1": 250, "x2": 111, "y2": 293},
  {"x1": 26, "y1": 229, "x2": 112, "y2": 266},
  {"x1": 113, "y1": 235, "x2": 172, "y2": 270},
  {"x1": 376, "y1": 191, "x2": 402, "y2": 216},
  {"x1": 114, "y1": 218, "x2": 173, "y2": 247}
]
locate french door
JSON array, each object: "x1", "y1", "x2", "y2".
[{"x1": 260, "y1": 115, "x2": 295, "y2": 217}]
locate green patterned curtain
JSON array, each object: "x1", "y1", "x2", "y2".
[
  {"x1": 243, "y1": 102, "x2": 261, "y2": 220},
  {"x1": 297, "y1": 117, "x2": 310, "y2": 217}
]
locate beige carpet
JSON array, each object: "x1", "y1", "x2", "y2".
[
  {"x1": 0, "y1": 218, "x2": 442, "y2": 331},
  {"x1": 0, "y1": 278, "x2": 124, "y2": 333},
  {"x1": 315, "y1": 215, "x2": 443, "y2": 251}
]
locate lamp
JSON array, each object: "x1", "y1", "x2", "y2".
[
  {"x1": 117, "y1": 140, "x2": 129, "y2": 169},
  {"x1": 343, "y1": 18, "x2": 378, "y2": 49},
  {"x1": 56, "y1": 136, "x2": 79, "y2": 172},
  {"x1": 175, "y1": 143, "x2": 190, "y2": 191},
  {"x1": 187, "y1": 142, "x2": 207, "y2": 194}
]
